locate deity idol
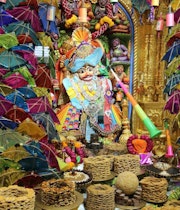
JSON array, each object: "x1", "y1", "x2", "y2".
[{"x1": 58, "y1": 27, "x2": 122, "y2": 142}]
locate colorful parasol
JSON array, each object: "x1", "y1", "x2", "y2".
[
  {"x1": 4, "y1": 106, "x2": 32, "y2": 123},
  {"x1": 0, "y1": 94, "x2": 13, "y2": 116},
  {"x1": 5, "y1": 90, "x2": 28, "y2": 111},
  {"x1": 3, "y1": 21, "x2": 41, "y2": 45},
  {"x1": 34, "y1": 63, "x2": 53, "y2": 89},
  {"x1": 16, "y1": 118, "x2": 47, "y2": 140},
  {"x1": 164, "y1": 90, "x2": 180, "y2": 114},
  {"x1": 164, "y1": 73, "x2": 180, "y2": 95},
  {"x1": 31, "y1": 112, "x2": 60, "y2": 141},
  {"x1": 0, "y1": 82, "x2": 13, "y2": 96},
  {"x1": 0, "y1": 8, "x2": 18, "y2": 26},
  {"x1": 0, "y1": 49, "x2": 28, "y2": 70},
  {"x1": 0, "y1": 32, "x2": 19, "y2": 49},
  {"x1": 162, "y1": 40, "x2": 180, "y2": 64},
  {"x1": 2, "y1": 0, "x2": 26, "y2": 10},
  {"x1": 0, "y1": 116, "x2": 18, "y2": 129},
  {"x1": 7, "y1": 6, "x2": 43, "y2": 32},
  {"x1": 165, "y1": 57, "x2": 180, "y2": 77},
  {"x1": 17, "y1": 86, "x2": 37, "y2": 99},
  {"x1": 0, "y1": 127, "x2": 30, "y2": 152},
  {"x1": 26, "y1": 96, "x2": 60, "y2": 124}
]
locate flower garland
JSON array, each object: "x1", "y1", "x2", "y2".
[
  {"x1": 62, "y1": 141, "x2": 86, "y2": 166},
  {"x1": 127, "y1": 134, "x2": 153, "y2": 154}
]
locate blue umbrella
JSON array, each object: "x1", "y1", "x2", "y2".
[
  {"x1": 162, "y1": 40, "x2": 180, "y2": 63},
  {"x1": 0, "y1": 8, "x2": 18, "y2": 26},
  {"x1": 17, "y1": 86, "x2": 37, "y2": 99},
  {"x1": 164, "y1": 73, "x2": 180, "y2": 95},
  {"x1": 5, "y1": 90, "x2": 28, "y2": 111},
  {"x1": 0, "y1": 116, "x2": 18, "y2": 129}
]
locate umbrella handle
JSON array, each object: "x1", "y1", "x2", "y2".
[{"x1": 110, "y1": 68, "x2": 161, "y2": 138}]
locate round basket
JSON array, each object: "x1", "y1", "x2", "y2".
[
  {"x1": 114, "y1": 154, "x2": 141, "y2": 175},
  {"x1": 0, "y1": 185, "x2": 35, "y2": 210},
  {"x1": 140, "y1": 176, "x2": 168, "y2": 203},
  {"x1": 84, "y1": 156, "x2": 112, "y2": 181},
  {"x1": 85, "y1": 184, "x2": 115, "y2": 210}
]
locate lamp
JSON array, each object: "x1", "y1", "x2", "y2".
[{"x1": 166, "y1": 5, "x2": 175, "y2": 33}]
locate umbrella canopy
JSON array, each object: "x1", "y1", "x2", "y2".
[
  {"x1": 162, "y1": 40, "x2": 180, "y2": 63},
  {"x1": 15, "y1": 173, "x2": 44, "y2": 188},
  {"x1": 164, "y1": 90, "x2": 180, "y2": 114},
  {"x1": 3, "y1": 21, "x2": 41, "y2": 45},
  {"x1": 165, "y1": 57, "x2": 180, "y2": 77},
  {"x1": 0, "y1": 33, "x2": 19, "y2": 49},
  {"x1": 7, "y1": 6, "x2": 43, "y2": 32},
  {"x1": 31, "y1": 112, "x2": 60, "y2": 141},
  {"x1": 5, "y1": 90, "x2": 28, "y2": 111},
  {"x1": 131, "y1": 0, "x2": 150, "y2": 15},
  {"x1": 12, "y1": 48, "x2": 38, "y2": 70},
  {"x1": 17, "y1": 86, "x2": 37, "y2": 99},
  {"x1": 0, "y1": 95, "x2": 13, "y2": 116},
  {"x1": 26, "y1": 96, "x2": 60, "y2": 124},
  {"x1": 23, "y1": 141, "x2": 47, "y2": 159},
  {"x1": 0, "y1": 116, "x2": 18, "y2": 129},
  {"x1": 2, "y1": 0, "x2": 26, "y2": 10},
  {"x1": 0, "y1": 82, "x2": 13, "y2": 96},
  {"x1": 2, "y1": 72, "x2": 29, "y2": 88},
  {"x1": 16, "y1": 118, "x2": 47, "y2": 140},
  {"x1": 34, "y1": 64, "x2": 53, "y2": 89},
  {"x1": 0, "y1": 127, "x2": 30, "y2": 152},
  {"x1": 4, "y1": 105, "x2": 32, "y2": 123},
  {"x1": 0, "y1": 49, "x2": 27, "y2": 70},
  {"x1": 19, "y1": 0, "x2": 39, "y2": 12},
  {"x1": 0, "y1": 8, "x2": 18, "y2": 26},
  {"x1": 163, "y1": 73, "x2": 180, "y2": 95},
  {"x1": 18, "y1": 156, "x2": 49, "y2": 172}
]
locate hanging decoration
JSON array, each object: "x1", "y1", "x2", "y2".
[{"x1": 131, "y1": 0, "x2": 151, "y2": 23}]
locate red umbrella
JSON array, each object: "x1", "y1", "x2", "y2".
[
  {"x1": 0, "y1": 95, "x2": 14, "y2": 116},
  {"x1": 34, "y1": 64, "x2": 53, "y2": 89},
  {"x1": 7, "y1": 6, "x2": 43, "y2": 32},
  {"x1": 17, "y1": 34, "x2": 33, "y2": 44},
  {"x1": 4, "y1": 106, "x2": 32, "y2": 123},
  {"x1": 26, "y1": 96, "x2": 60, "y2": 124},
  {"x1": 19, "y1": 0, "x2": 39, "y2": 12}
]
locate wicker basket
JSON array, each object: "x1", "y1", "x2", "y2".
[
  {"x1": 103, "y1": 143, "x2": 126, "y2": 155},
  {"x1": 84, "y1": 156, "x2": 111, "y2": 181},
  {"x1": 0, "y1": 185, "x2": 35, "y2": 210},
  {"x1": 113, "y1": 154, "x2": 141, "y2": 175},
  {"x1": 140, "y1": 176, "x2": 168, "y2": 203},
  {"x1": 86, "y1": 184, "x2": 115, "y2": 210}
]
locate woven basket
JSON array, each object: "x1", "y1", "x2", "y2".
[
  {"x1": 113, "y1": 154, "x2": 141, "y2": 175},
  {"x1": 84, "y1": 156, "x2": 111, "y2": 181},
  {"x1": 0, "y1": 185, "x2": 35, "y2": 210},
  {"x1": 40, "y1": 179, "x2": 76, "y2": 206},
  {"x1": 104, "y1": 143, "x2": 126, "y2": 155},
  {"x1": 86, "y1": 184, "x2": 115, "y2": 210},
  {"x1": 140, "y1": 176, "x2": 168, "y2": 203}
]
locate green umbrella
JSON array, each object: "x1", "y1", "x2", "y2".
[
  {"x1": 0, "y1": 50, "x2": 27, "y2": 70},
  {"x1": 0, "y1": 33, "x2": 18, "y2": 49}
]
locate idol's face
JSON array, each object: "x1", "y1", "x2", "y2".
[{"x1": 78, "y1": 65, "x2": 94, "y2": 81}]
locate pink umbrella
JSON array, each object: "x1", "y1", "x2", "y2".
[
  {"x1": 7, "y1": 6, "x2": 43, "y2": 32},
  {"x1": 2, "y1": 72, "x2": 29, "y2": 89},
  {"x1": 26, "y1": 96, "x2": 60, "y2": 124}
]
